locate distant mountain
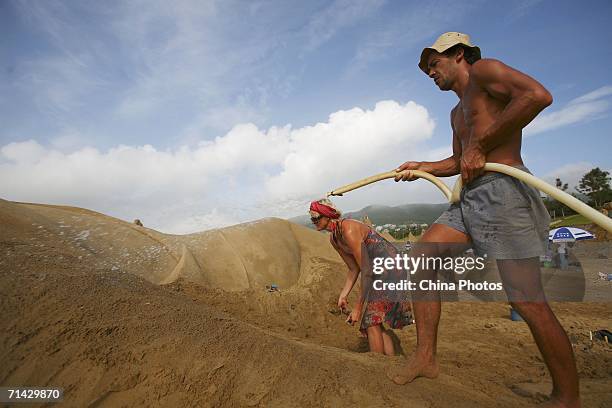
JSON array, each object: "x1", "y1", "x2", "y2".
[{"x1": 289, "y1": 203, "x2": 449, "y2": 228}]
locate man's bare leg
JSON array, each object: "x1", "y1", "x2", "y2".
[
  {"x1": 498, "y1": 258, "x2": 580, "y2": 408},
  {"x1": 389, "y1": 223, "x2": 470, "y2": 384}
]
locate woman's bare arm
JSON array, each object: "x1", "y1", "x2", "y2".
[
  {"x1": 331, "y1": 237, "x2": 359, "y2": 298},
  {"x1": 341, "y1": 221, "x2": 369, "y2": 306}
]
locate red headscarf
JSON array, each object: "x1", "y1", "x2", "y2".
[{"x1": 309, "y1": 200, "x2": 340, "y2": 219}]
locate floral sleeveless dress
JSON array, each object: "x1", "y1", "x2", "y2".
[{"x1": 334, "y1": 222, "x2": 413, "y2": 335}]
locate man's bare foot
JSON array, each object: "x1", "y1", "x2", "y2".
[{"x1": 386, "y1": 353, "x2": 439, "y2": 385}]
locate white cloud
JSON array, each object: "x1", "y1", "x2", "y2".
[
  {"x1": 505, "y1": 0, "x2": 545, "y2": 22},
  {"x1": 12, "y1": 2, "x2": 112, "y2": 116},
  {"x1": 105, "y1": 0, "x2": 317, "y2": 129},
  {"x1": 266, "y1": 100, "x2": 434, "y2": 199},
  {"x1": 50, "y1": 128, "x2": 91, "y2": 151},
  {"x1": 0, "y1": 100, "x2": 437, "y2": 233},
  {"x1": 16, "y1": 55, "x2": 106, "y2": 115},
  {"x1": 10, "y1": 0, "x2": 309, "y2": 138},
  {"x1": 525, "y1": 85, "x2": 612, "y2": 136},
  {"x1": 304, "y1": 0, "x2": 384, "y2": 52},
  {"x1": 1, "y1": 140, "x2": 47, "y2": 164},
  {"x1": 347, "y1": 0, "x2": 484, "y2": 75},
  {"x1": 181, "y1": 106, "x2": 266, "y2": 145},
  {"x1": 569, "y1": 85, "x2": 612, "y2": 105},
  {"x1": 168, "y1": 208, "x2": 242, "y2": 233}
]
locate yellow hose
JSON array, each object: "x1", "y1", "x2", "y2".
[
  {"x1": 328, "y1": 163, "x2": 612, "y2": 233},
  {"x1": 327, "y1": 169, "x2": 452, "y2": 200}
]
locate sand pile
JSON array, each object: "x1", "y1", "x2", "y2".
[
  {"x1": 0, "y1": 198, "x2": 340, "y2": 290},
  {"x1": 1, "y1": 199, "x2": 611, "y2": 407}
]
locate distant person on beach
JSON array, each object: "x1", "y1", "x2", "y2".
[
  {"x1": 393, "y1": 32, "x2": 579, "y2": 407},
  {"x1": 309, "y1": 198, "x2": 412, "y2": 355}
]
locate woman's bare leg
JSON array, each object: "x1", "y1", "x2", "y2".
[
  {"x1": 366, "y1": 325, "x2": 385, "y2": 353},
  {"x1": 381, "y1": 326, "x2": 395, "y2": 356}
]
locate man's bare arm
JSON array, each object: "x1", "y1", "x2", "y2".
[
  {"x1": 470, "y1": 59, "x2": 552, "y2": 152},
  {"x1": 409, "y1": 155, "x2": 459, "y2": 177}
]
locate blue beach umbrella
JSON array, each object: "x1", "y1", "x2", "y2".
[{"x1": 548, "y1": 227, "x2": 595, "y2": 242}]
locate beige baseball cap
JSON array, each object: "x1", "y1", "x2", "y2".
[{"x1": 418, "y1": 32, "x2": 481, "y2": 74}]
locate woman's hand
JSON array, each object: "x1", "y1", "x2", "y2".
[
  {"x1": 337, "y1": 296, "x2": 349, "y2": 313},
  {"x1": 346, "y1": 303, "x2": 363, "y2": 326}
]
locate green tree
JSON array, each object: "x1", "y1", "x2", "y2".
[
  {"x1": 409, "y1": 225, "x2": 420, "y2": 236},
  {"x1": 544, "y1": 177, "x2": 575, "y2": 218},
  {"x1": 556, "y1": 177, "x2": 568, "y2": 192},
  {"x1": 576, "y1": 167, "x2": 612, "y2": 208}
]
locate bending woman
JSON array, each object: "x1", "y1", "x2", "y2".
[{"x1": 309, "y1": 198, "x2": 412, "y2": 355}]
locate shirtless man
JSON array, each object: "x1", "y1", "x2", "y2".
[{"x1": 391, "y1": 33, "x2": 580, "y2": 407}]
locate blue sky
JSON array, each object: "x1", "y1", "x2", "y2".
[{"x1": 1, "y1": 0, "x2": 611, "y2": 233}]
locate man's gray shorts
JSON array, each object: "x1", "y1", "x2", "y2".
[{"x1": 434, "y1": 166, "x2": 550, "y2": 259}]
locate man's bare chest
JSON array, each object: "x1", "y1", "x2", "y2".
[{"x1": 452, "y1": 89, "x2": 503, "y2": 140}]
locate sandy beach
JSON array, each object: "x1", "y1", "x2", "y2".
[{"x1": 1, "y1": 198, "x2": 610, "y2": 407}]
